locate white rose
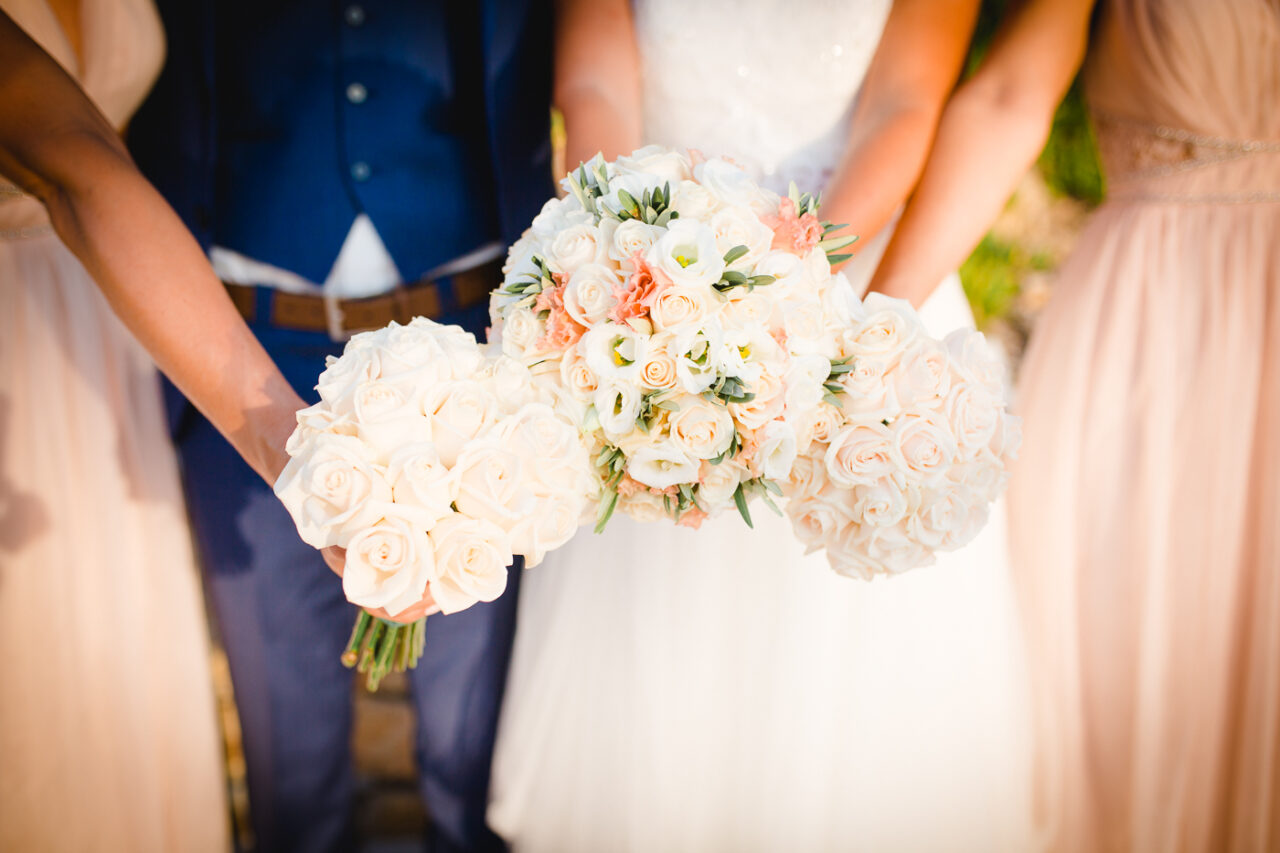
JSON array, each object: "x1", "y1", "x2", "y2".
[
  {"x1": 420, "y1": 380, "x2": 501, "y2": 467},
  {"x1": 547, "y1": 222, "x2": 607, "y2": 276},
  {"x1": 752, "y1": 250, "x2": 810, "y2": 295},
  {"x1": 452, "y1": 440, "x2": 538, "y2": 534},
  {"x1": 286, "y1": 402, "x2": 358, "y2": 456},
  {"x1": 351, "y1": 381, "x2": 430, "y2": 463},
  {"x1": 342, "y1": 510, "x2": 435, "y2": 616},
  {"x1": 892, "y1": 338, "x2": 952, "y2": 409},
  {"x1": 594, "y1": 380, "x2": 644, "y2": 440},
  {"x1": 719, "y1": 289, "x2": 779, "y2": 332},
  {"x1": 498, "y1": 306, "x2": 543, "y2": 359},
  {"x1": 494, "y1": 403, "x2": 592, "y2": 491},
  {"x1": 945, "y1": 382, "x2": 1001, "y2": 457},
  {"x1": 863, "y1": 522, "x2": 935, "y2": 575},
  {"x1": 820, "y1": 271, "x2": 867, "y2": 333},
  {"x1": 853, "y1": 294, "x2": 923, "y2": 357},
  {"x1": 836, "y1": 354, "x2": 900, "y2": 422},
  {"x1": 530, "y1": 195, "x2": 593, "y2": 243},
  {"x1": 618, "y1": 488, "x2": 669, "y2": 524},
  {"x1": 315, "y1": 349, "x2": 379, "y2": 414},
  {"x1": 908, "y1": 483, "x2": 984, "y2": 552},
  {"x1": 698, "y1": 459, "x2": 749, "y2": 508},
  {"x1": 791, "y1": 402, "x2": 845, "y2": 456},
  {"x1": 512, "y1": 493, "x2": 583, "y2": 567},
  {"x1": 670, "y1": 179, "x2": 721, "y2": 220},
  {"x1": 649, "y1": 285, "x2": 715, "y2": 332},
  {"x1": 784, "y1": 452, "x2": 829, "y2": 500},
  {"x1": 428, "y1": 515, "x2": 513, "y2": 614},
  {"x1": 607, "y1": 219, "x2": 665, "y2": 265},
  {"x1": 646, "y1": 219, "x2": 725, "y2": 289},
  {"x1": 785, "y1": 490, "x2": 853, "y2": 556},
  {"x1": 728, "y1": 369, "x2": 785, "y2": 430},
  {"x1": 614, "y1": 145, "x2": 693, "y2": 184},
  {"x1": 670, "y1": 396, "x2": 735, "y2": 460},
  {"x1": 825, "y1": 523, "x2": 886, "y2": 580},
  {"x1": 756, "y1": 419, "x2": 798, "y2": 480},
  {"x1": 710, "y1": 206, "x2": 774, "y2": 269},
  {"x1": 849, "y1": 477, "x2": 912, "y2": 529},
  {"x1": 637, "y1": 341, "x2": 680, "y2": 391},
  {"x1": 274, "y1": 433, "x2": 391, "y2": 548},
  {"x1": 694, "y1": 157, "x2": 759, "y2": 208},
  {"x1": 802, "y1": 246, "x2": 832, "y2": 283},
  {"x1": 782, "y1": 299, "x2": 833, "y2": 357},
  {"x1": 627, "y1": 440, "x2": 699, "y2": 490},
  {"x1": 386, "y1": 443, "x2": 456, "y2": 529},
  {"x1": 893, "y1": 410, "x2": 959, "y2": 484},
  {"x1": 824, "y1": 421, "x2": 903, "y2": 487},
  {"x1": 563, "y1": 263, "x2": 621, "y2": 327},
  {"x1": 559, "y1": 346, "x2": 600, "y2": 402}
]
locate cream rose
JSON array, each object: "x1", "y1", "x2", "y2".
[
  {"x1": 342, "y1": 511, "x2": 435, "y2": 617},
  {"x1": 649, "y1": 286, "x2": 714, "y2": 332},
  {"x1": 386, "y1": 443, "x2": 456, "y2": 529},
  {"x1": 824, "y1": 421, "x2": 903, "y2": 488},
  {"x1": 907, "y1": 483, "x2": 984, "y2": 552},
  {"x1": 618, "y1": 488, "x2": 669, "y2": 524},
  {"x1": 694, "y1": 157, "x2": 758, "y2": 208},
  {"x1": 670, "y1": 396, "x2": 735, "y2": 460},
  {"x1": 274, "y1": 433, "x2": 392, "y2": 548},
  {"x1": 670, "y1": 179, "x2": 721, "y2": 220},
  {"x1": 547, "y1": 222, "x2": 607, "y2": 276},
  {"x1": 613, "y1": 145, "x2": 693, "y2": 184},
  {"x1": 710, "y1": 206, "x2": 774, "y2": 269},
  {"x1": 893, "y1": 410, "x2": 959, "y2": 484},
  {"x1": 451, "y1": 441, "x2": 538, "y2": 534},
  {"x1": 559, "y1": 346, "x2": 600, "y2": 401},
  {"x1": 498, "y1": 307, "x2": 542, "y2": 359},
  {"x1": 427, "y1": 515, "x2": 513, "y2": 614},
  {"x1": 945, "y1": 382, "x2": 1001, "y2": 457},
  {"x1": 893, "y1": 338, "x2": 952, "y2": 409},
  {"x1": 756, "y1": 419, "x2": 798, "y2": 480},
  {"x1": 852, "y1": 293, "x2": 923, "y2": 357},
  {"x1": 563, "y1": 263, "x2": 621, "y2": 327},
  {"x1": 637, "y1": 347, "x2": 679, "y2": 391},
  {"x1": 420, "y1": 380, "x2": 501, "y2": 467},
  {"x1": 607, "y1": 219, "x2": 665, "y2": 264},
  {"x1": 698, "y1": 458, "x2": 748, "y2": 507},
  {"x1": 728, "y1": 369, "x2": 785, "y2": 430}
]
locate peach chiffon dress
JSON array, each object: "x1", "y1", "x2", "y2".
[
  {"x1": 0, "y1": 1, "x2": 230, "y2": 850},
  {"x1": 1009, "y1": 1, "x2": 1280, "y2": 850}
]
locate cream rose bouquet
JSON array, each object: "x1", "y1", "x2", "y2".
[
  {"x1": 274, "y1": 317, "x2": 593, "y2": 689},
  {"x1": 490, "y1": 146, "x2": 859, "y2": 530},
  {"x1": 489, "y1": 145, "x2": 1018, "y2": 577}
]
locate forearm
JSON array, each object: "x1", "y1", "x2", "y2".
[
  {"x1": 819, "y1": 101, "x2": 942, "y2": 254},
  {"x1": 554, "y1": 0, "x2": 642, "y2": 171},
  {"x1": 42, "y1": 143, "x2": 302, "y2": 483},
  {"x1": 866, "y1": 82, "x2": 1054, "y2": 306},
  {"x1": 558, "y1": 86, "x2": 642, "y2": 171}
]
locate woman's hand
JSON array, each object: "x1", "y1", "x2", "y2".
[{"x1": 321, "y1": 546, "x2": 440, "y2": 624}]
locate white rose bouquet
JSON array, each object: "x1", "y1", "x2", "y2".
[
  {"x1": 275, "y1": 317, "x2": 592, "y2": 689},
  {"x1": 490, "y1": 145, "x2": 1018, "y2": 577},
  {"x1": 490, "y1": 146, "x2": 858, "y2": 531}
]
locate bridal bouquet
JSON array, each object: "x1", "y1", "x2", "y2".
[
  {"x1": 274, "y1": 317, "x2": 593, "y2": 688},
  {"x1": 489, "y1": 145, "x2": 1018, "y2": 577}
]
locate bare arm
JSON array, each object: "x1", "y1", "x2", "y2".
[
  {"x1": 865, "y1": 0, "x2": 1095, "y2": 307},
  {"x1": 820, "y1": 0, "x2": 981, "y2": 255},
  {"x1": 554, "y1": 0, "x2": 643, "y2": 170},
  {"x1": 0, "y1": 10, "x2": 303, "y2": 483}
]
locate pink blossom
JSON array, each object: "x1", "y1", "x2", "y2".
[
  {"x1": 535, "y1": 273, "x2": 587, "y2": 351},
  {"x1": 765, "y1": 197, "x2": 824, "y2": 256},
  {"x1": 609, "y1": 252, "x2": 671, "y2": 324},
  {"x1": 677, "y1": 505, "x2": 709, "y2": 529}
]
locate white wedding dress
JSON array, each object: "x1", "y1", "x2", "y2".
[{"x1": 488, "y1": 2, "x2": 1033, "y2": 850}]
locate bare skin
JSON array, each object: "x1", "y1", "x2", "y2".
[
  {"x1": 866, "y1": 0, "x2": 1096, "y2": 307},
  {"x1": 554, "y1": 0, "x2": 982, "y2": 261}
]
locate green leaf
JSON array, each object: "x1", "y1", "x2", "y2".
[
  {"x1": 759, "y1": 486, "x2": 782, "y2": 516},
  {"x1": 733, "y1": 483, "x2": 754, "y2": 529},
  {"x1": 594, "y1": 490, "x2": 620, "y2": 534},
  {"x1": 747, "y1": 274, "x2": 776, "y2": 288},
  {"x1": 826, "y1": 253, "x2": 853, "y2": 265},
  {"x1": 762, "y1": 478, "x2": 784, "y2": 496},
  {"x1": 818, "y1": 234, "x2": 857, "y2": 252},
  {"x1": 722, "y1": 244, "x2": 749, "y2": 265}
]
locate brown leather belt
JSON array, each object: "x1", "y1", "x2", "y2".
[{"x1": 224, "y1": 257, "x2": 502, "y2": 341}]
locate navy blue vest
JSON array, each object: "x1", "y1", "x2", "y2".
[{"x1": 130, "y1": 0, "x2": 553, "y2": 285}]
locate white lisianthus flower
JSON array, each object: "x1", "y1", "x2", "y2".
[
  {"x1": 669, "y1": 396, "x2": 735, "y2": 460},
  {"x1": 386, "y1": 442, "x2": 456, "y2": 529},
  {"x1": 420, "y1": 380, "x2": 501, "y2": 468},
  {"x1": 666, "y1": 322, "x2": 724, "y2": 395},
  {"x1": 756, "y1": 419, "x2": 798, "y2": 480},
  {"x1": 627, "y1": 440, "x2": 700, "y2": 490},
  {"x1": 563, "y1": 263, "x2": 621, "y2": 327},
  {"x1": 274, "y1": 433, "x2": 392, "y2": 548},
  {"x1": 710, "y1": 206, "x2": 774, "y2": 269},
  {"x1": 646, "y1": 219, "x2": 725, "y2": 289},
  {"x1": 582, "y1": 324, "x2": 648, "y2": 383},
  {"x1": 594, "y1": 380, "x2": 645, "y2": 440},
  {"x1": 607, "y1": 219, "x2": 665, "y2": 265},
  {"x1": 428, "y1": 515, "x2": 513, "y2": 614},
  {"x1": 343, "y1": 510, "x2": 436, "y2": 616}
]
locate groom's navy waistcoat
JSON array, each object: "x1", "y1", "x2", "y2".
[{"x1": 131, "y1": 0, "x2": 552, "y2": 290}]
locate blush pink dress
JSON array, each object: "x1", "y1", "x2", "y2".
[
  {"x1": 0, "y1": 2, "x2": 230, "y2": 850},
  {"x1": 1008, "y1": 1, "x2": 1280, "y2": 850}
]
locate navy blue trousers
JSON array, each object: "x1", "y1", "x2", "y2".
[{"x1": 171, "y1": 292, "x2": 517, "y2": 852}]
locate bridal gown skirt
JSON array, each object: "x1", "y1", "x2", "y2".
[
  {"x1": 489, "y1": 278, "x2": 1033, "y2": 853},
  {"x1": 0, "y1": 235, "x2": 230, "y2": 851}
]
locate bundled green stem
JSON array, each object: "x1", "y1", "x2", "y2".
[{"x1": 342, "y1": 611, "x2": 428, "y2": 692}]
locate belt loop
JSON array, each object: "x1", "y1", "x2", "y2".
[{"x1": 323, "y1": 288, "x2": 349, "y2": 342}]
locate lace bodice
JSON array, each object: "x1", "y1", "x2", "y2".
[{"x1": 634, "y1": 0, "x2": 892, "y2": 195}]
